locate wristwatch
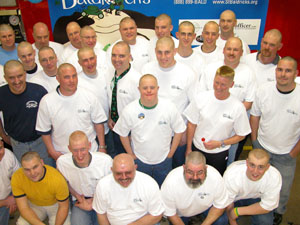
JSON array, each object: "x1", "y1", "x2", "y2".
[{"x1": 220, "y1": 140, "x2": 226, "y2": 148}]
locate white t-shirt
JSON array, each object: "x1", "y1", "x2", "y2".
[
  {"x1": 223, "y1": 160, "x2": 282, "y2": 211},
  {"x1": 0, "y1": 149, "x2": 20, "y2": 200},
  {"x1": 193, "y1": 44, "x2": 224, "y2": 66},
  {"x1": 106, "y1": 36, "x2": 150, "y2": 73},
  {"x1": 174, "y1": 51, "x2": 205, "y2": 82},
  {"x1": 148, "y1": 36, "x2": 179, "y2": 62},
  {"x1": 199, "y1": 60, "x2": 256, "y2": 103},
  {"x1": 216, "y1": 36, "x2": 250, "y2": 55},
  {"x1": 57, "y1": 152, "x2": 112, "y2": 201},
  {"x1": 0, "y1": 64, "x2": 6, "y2": 86},
  {"x1": 106, "y1": 67, "x2": 141, "y2": 116},
  {"x1": 29, "y1": 70, "x2": 59, "y2": 93},
  {"x1": 61, "y1": 43, "x2": 78, "y2": 62},
  {"x1": 161, "y1": 165, "x2": 230, "y2": 217},
  {"x1": 183, "y1": 90, "x2": 251, "y2": 153},
  {"x1": 33, "y1": 41, "x2": 64, "y2": 62},
  {"x1": 242, "y1": 52, "x2": 278, "y2": 86},
  {"x1": 113, "y1": 98, "x2": 186, "y2": 164},
  {"x1": 78, "y1": 71, "x2": 110, "y2": 134},
  {"x1": 36, "y1": 87, "x2": 107, "y2": 154},
  {"x1": 25, "y1": 64, "x2": 42, "y2": 81},
  {"x1": 141, "y1": 61, "x2": 195, "y2": 114},
  {"x1": 250, "y1": 83, "x2": 300, "y2": 154},
  {"x1": 93, "y1": 171, "x2": 164, "y2": 225},
  {"x1": 66, "y1": 42, "x2": 107, "y2": 74}
]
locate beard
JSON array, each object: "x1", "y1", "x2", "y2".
[{"x1": 184, "y1": 171, "x2": 207, "y2": 189}]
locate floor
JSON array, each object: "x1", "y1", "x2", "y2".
[{"x1": 9, "y1": 146, "x2": 300, "y2": 225}]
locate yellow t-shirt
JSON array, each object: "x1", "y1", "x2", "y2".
[{"x1": 11, "y1": 165, "x2": 69, "y2": 206}]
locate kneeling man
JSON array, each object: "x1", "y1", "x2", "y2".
[{"x1": 11, "y1": 151, "x2": 70, "y2": 225}]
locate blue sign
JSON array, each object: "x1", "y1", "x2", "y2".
[{"x1": 48, "y1": 0, "x2": 269, "y2": 50}]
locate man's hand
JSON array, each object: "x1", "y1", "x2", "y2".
[
  {"x1": 1, "y1": 133, "x2": 11, "y2": 146},
  {"x1": 227, "y1": 208, "x2": 238, "y2": 225},
  {"x1": 75, "y1": 195, "x2": 93, "y2": 211},
  {"x1": 203, "y1": 140, "x2": 221, "y2": 150},
  {"x1": 108, "y1": 119, "x2": 115, "y2": 130},
  {"x1": 5, "y1": 195, "x2": 17, "y2": 214},
  {"x1": 50, "y1": 151, "x2": 63, "y2": 161}
]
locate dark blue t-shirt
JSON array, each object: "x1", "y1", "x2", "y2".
[{"x1": 0, "y1": 82, "x2": 47, "y2": 142}]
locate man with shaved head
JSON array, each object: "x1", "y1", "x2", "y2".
[
  {"x1": 77, "y1": 47, "x2": 112, "y2": 157},
  {"x1": 0, "y1": 60, "x2": 53, "y2": 165},
  {"x1": 217, "y1": 10, "x2": 250, "y2": 56},
  {"x1": 11, "y1": 151, "x2": 70, "y2": 225},
  {"x1": 32, "y1": 22, "x2": 64, "y2": 62},
  {"x1": 29, "y1": 46, "x2": 59, "y2": 92},
  {"x1": 175, "y1": 21, "x2": 205, "y2": 81},
  {"x1": 93, "y1": 153, "x2": 164, "y2": 225},
  {"x1": 113, "y1": 74, "x2": 186, "y2": 186},
  {"x1": 107, "y1": 41, "x2": 141, "y2": 156},
  {"x1": 194, "y1": 21, "x2": 223, "y2": 65},
  {"x1": 36, "y1": 63, "x2": 107, "y2": 160},
  {"x1": 148, "y1": 13, "x2": 179, "y2": 61},
  {"x1": 0, "y1": 24, "x2": 18, "y2": 65},
  {"x1": 57, "y1": 131, "x2": 112, "y2": 225},
  {"x1": 224, "y1": 148, "x2": 282, "y2": 225},
  {"x1": 161, "y1": 151, "x2": 230, "y2": 225},
  {"x1": 61, "y1": 22, "x2": 82, "y2": 62},
  {"x1": 250, "y1": 57, "x2": 300, "y2": 225},
  {"x1": 142, "y1": 36, "x2": 196, "y2": 168},
  {"x1": 66, "y1": 26, "x2": 107, "y2": 74},
  {"x1": 242, "y1": 29, "x2": 283, "y2": 86},
  {"x1": 106, "y1": 17, "x2": 150, "y2": 72},
  {"x1": 17, "y1": 41, "x2": 41, "y2": 80}
]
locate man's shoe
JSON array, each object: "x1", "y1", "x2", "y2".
[{"x1": 273, "y1": 212, "x2": 283, "y2": 225}]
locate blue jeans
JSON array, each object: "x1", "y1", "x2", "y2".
[
  {"x1": 172, "y1": 144, "x2": 186, "y2": 168},
  {"x1": 0, "y1": 206, "x2": 9, "y2": 225},
  {"x1": 10, "y1": 136, "x2": 55, "y2": 167},
  {"x1": 252, "y1": 139, "x2": 296, "y2": 214},
  {"x1": 71, "y1": 201, "x2": 99, "y2": 225},
  {"x1": 170, "y1": 208, "x2": 228, "y2": 225},
  {"x1": 112, "y1": 131, "x2": 126, "y2": 155},
  {"x1": 135, "y1": 157, "x2": 172, "y2": 187},
  {"x1": 227, "y1": 143, "x2": 238, "y2": 166},
  {"x1": 104, "y1": 131, "x2": 116, "y2": 158},
  {"x1": 235, "y1": 198, "x2": 273, "y2": 225}
]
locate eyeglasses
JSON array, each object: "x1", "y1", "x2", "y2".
[{"x1": 82, "y1": 36, "x2": 96, "y2": 40}]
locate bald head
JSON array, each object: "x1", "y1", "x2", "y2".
[
  {"x1": 264, "y1": 29, "x2": 282, "y2": 43},
  {"x1": 80, "y1": 26, "x2": 97, "y2": 48},
  {"x1": 112, "y1": 154, "x2": 136, "y2": 187},
  {"x1": 185, "y1": 151, "x2": 206, "y2": 166},
  {"x1": 0, "y1": 24, "x2": 14, "y2": 32},
  {"x1": 4, "y1": 60, "x2": 24, "y2": 74},
  {"x1": 17, "y1": 41, "x2": 36, "y2": 70},
  {"x1": 33, "y1": 22, "x2": 50, "y2": 49},
  {"x1": 66, "y1": 22, "x2": 81, "y2": 49},
  {"x1": 69, "y1": 130, "x2": 89, "y2": 146},
  {"x1": 225, "y1": 37, "x2": 242, "y2": 49},
  {"x1": 139, "y1": 74, "x2": 158, "y2": 86},
  {"x1": 0, "y1": 24, "x2": 15, "y2": 50},
  {"x1": 203, "y1": 21, "x2": 219, "y2": 33},
  {"x1": 155, "y1": 14, "x2": 173, "y2": 39},
  {"x1": 156, "y1": 36, "x2": 175, "y2": 49},
  {"x1": 57, "y1": 63, "x2": 75, "y2": 77},
  {"x1": 219, "y1": 10, "x2": 237, "y2": 37},
  {"x1": 113, "y1": 153, "x2": 135, "y2": 169}
]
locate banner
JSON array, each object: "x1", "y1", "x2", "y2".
[{"x1": 48, "y1": 0, "x2": 269, "y2": 50}]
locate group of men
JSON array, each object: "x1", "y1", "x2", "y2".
[{"x1": 0, "y1": 8, "x2": 299, "y2": 225}]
